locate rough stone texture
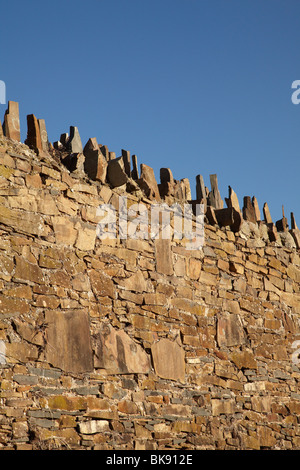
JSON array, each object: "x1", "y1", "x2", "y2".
[
  {"x1": 45, "y1": 310, "x2": 93, "y2": 373},
  {"x1": 67, "y1": 126, "x2": 83, "y2": 154},
  {"x1": 83, "y1": 138, "x2": 107, "y2": 183},
  {"x1": 3, "y1": 101, "x2": 21, "y2": 141},
  {"x1": 0, "y1": 130, "x2": 299, "y2": 451},
  {"x1": 151, "y1": 339, "x2": 185, "y2": 383},
  {"x1": 94, "y1": 323, "x2": 151, "y2": 374}
]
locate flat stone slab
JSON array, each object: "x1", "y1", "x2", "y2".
[
  {"x1": 151, "y1": 338, "x2": 185, "y2": 383},
  {"x1": 45, "y1": 310, "x2": 93, "y2": 374},
  {"x1": 94, "y1": 323, "x2": 151, "y2": 374}
]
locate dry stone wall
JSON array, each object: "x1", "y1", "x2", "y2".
[{"x1": 0, "y1": 102, "x2": 300, "y2": 450}]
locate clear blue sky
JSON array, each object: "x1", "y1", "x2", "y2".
[{"x1": 1, "y1": 0, "x2": 300, "y2": 226}]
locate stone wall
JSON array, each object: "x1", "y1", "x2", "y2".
[{"x1": 0, "y1": 102, "x2": 300, "y2": 450}]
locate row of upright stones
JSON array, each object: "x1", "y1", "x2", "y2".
[{"x1": 1, "y1": 100, "x2": 300, "y2": 249}]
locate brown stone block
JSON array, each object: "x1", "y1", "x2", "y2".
[
  {"x1": 45, "y1": 310, "x2": 93, "y2": 374},
  {"x1": 3, "y1": 101, "x2": 21, "y2": 141},
  {"x1": 154, "y1": 238, "x2": 173, "y2": 275},
  {"x1": 14, "y1": 256, "x2": 45, "y2": 285},
  {"x1": 151, "y1": 338, "x2": 185, "y2": 383},
  {"x1": 0, "y1": 296, "x2": 29, "y2": 315},
  {"x1": 93, "y1": 323, "x2": 150, "y2": 374},
  {"x1": 89, "y1": 269, "x2": 115, "y2": 299},
  {"x1": 230, "y1": 349, "x2": 257, "y2": 370}
]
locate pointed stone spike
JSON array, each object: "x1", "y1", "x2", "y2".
[
  {"x1": 67, "y1": 126, "x2": 83, "y2": 154},
  {"x1": 131, "y1": 154, "x2": 139, "y2": 180},
  {"x1": 252, "y1": 196, "x2": 261, "y2": 221},
  {"x1": 121, "y1": 149, "x2": 131, "y2": 177},
  {"x1": 243, "y1": 196, "x2": 257, "y2": 224},
  {"x1": 196, "y1": 175, "x2": 206, "y2": 201},
  {"x1": 101, "y1": 145, "x2": 109, "y2": 160},
  {"x1": 208, "y1": 174, "x2": 223, "y2": 209},
  {"x1": 3, "y1": 101, "x2": 20, "y2": 141},
  {"x1": 38, "y1": 119, "x2": 49, "y2": 152},
  {"x1": 160, "y1": 168, "x2": 174, "y2": 185},
  {"x1": 263, "y1": 203, "x2": 272, "y2": 224},
  {"x1": 225, "y1": 186, "x2": 241, "y2": 213},
  {"x1": 0, "y1": 119, "x2": 3, "y2": 137},
  {"x1": 25, "y1": 114, "x2": 42, "y2": 152},
  {"x1": 83, "y1": 138, "x2": 107, "y2": 183},
  {"x1": 291, "y1": 212, "x2": 298, "y2": 230}
]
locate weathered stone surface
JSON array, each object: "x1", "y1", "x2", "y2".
[
  {"x1": 79, "y1": 420, "x2": 109, "y2": 434},
  {"x1": 67, "y1": 126, "x2": 83, "y2": 154},
  {"x1": 52, "y1": 216, "x2": 77, "y2": 246},
  {"x1": 230, "y1": 349, "x2": 257, "y2": 369},
  {"x1": 89, "y1": 269, "x2": 115, "y2": 298},
  {"x1": 107, "y1": 157, "x2": 128, "y2": 187},
  {"x1": 131, "y1": 154, "x2": 139, "y2": 180},
  {"x1": 208, "y1": 174, "x2": 223, "y2": 209},
  {"x1": 263, "y1": 202, "x2": 272, "y2": 224},
  {"x1": 38, "y1": 119, "x2": 49, "y2": 152},
  {"x1": 118, "y1": 270, "x2": 148, "y2": 292},
  {"x1": 14, "y1": 256, "x2": 45, "y2": 285},
  {"x1": 252, "y1": 196, "x2": 261, "y2": 221},
  {"x1": 83, "y1": 138, "x2": 107, "y2": 183},
  {"x1": 151, "y1": 338, "x2": 185, "y2": 383},
  {"x1": 94, "y1": 323, "x2": 151, "y2": 374},
  {"x1": 3, "y1": 101, "x2": 20, "y2": 141},
  {"x1": 217, "y1": 314, "x2": 245, "y2": 347},
  {"x1": 225, "y1": 186, "x2": 241, "y2": 213},
  {"x1": 121, "y1": 149, "x2": 131, "y2": 177},
  {"x1": 154, "y1": 238, "x2": 173, "y2": 275},
  {"x1": 25, "y1": 114, "x2": 42, "y2": 152},
  {"x1": 243, "y1": 196, "x2": 257, "y2": 223},
  {"x1": 138, "y1": 164, "x2": 161, "y2": 201},
  {"x1": 45, "y1": 310, "x2": 93, "y2": 373}
]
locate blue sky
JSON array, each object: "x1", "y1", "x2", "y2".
[{"x1": 1, "y1": 0, "x2": 300, "y2": 226}]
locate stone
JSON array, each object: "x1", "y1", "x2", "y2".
[
  {"x1": 243, "y1": 196, "x2": 257, "y2": 223},
  {"x1": 45, "y1": 310, "x2": 93, "y2": 373},
  {"x1": 3, "y1": 101, "x2": 21, "y2": 141},
  {"x1": 67, "y1": 126, "x2": 83, "y2": 154},
  {"x1": 196, "y1": 174, "x2": 206, "y2": 202},
  {"x1": 83, "y1": 138, "x2": 107, "y2": 183},
  {"x1": 52, "y1": 216, "x2": 77, "y2": 246},
  {"x1": 94, "y1": 323, "x2": 151, "y2": 374},
  {"x1": 151, "y1": 338, "x2": 185, "y2": 383},
  {"x1": 89, "y1": 269, "x2": 115, "y2": 299},
  {"x1": 14, "y1": 256, "x2": 45, "y2": 285},
  {"x1": 118, "y1": 270, "x2": 147, "y2": 292},
  {"x1": 214, "y1": 207, "x2": 242, "y2": 232},
  {"x1": 137, "y1": 164, "x2": 161, "y2": 201},
  {"x1": 252, "y1": 196, "x2": 261, "y2": 221},
  {"x1": 208, "y1": 174, "x2": 223, "y2": 209},
  {"x1": 107, "y1": 157, "x2": 128, "y2": 187},
  {"x1": 263, "y1": 202, "x2": 272, "y2": 224},
  {"x1": 60, "y1": 133, "x2": 69, "y2": 146},
  {"x1": 75, "y1": 225, "x2": 96, "y2": 251},
  {"x1": 79, "y1": 420, "x2": 109, "y2": 434},
  {"x1": 38, "y1": 119, "x2": 49, "y2": 152},
  {"x1": 121, "y1": 149, "x2": 131, "y2": 176},
  {"x1": 217, "y1": 314, "x2": 245, "y2": 347},
  {"x1": 154, "y1": 238, "x2": 173, "y2": 275},
  {"x1": 290, "y1": 228, "x2": 300, "y2": 249},
  {"x1": 0, "y1": 119, "x2": 3, "y2": 137},
  {"x1": 225, "y1": 186, "x2": 241, "y2": 213},
  {"x1": 276, "y1": 206, "x2": 289, "y2": 232},
  {"x1": 131, "y1": 154, "x2": 139, "y2": 179},
  {"x1": 230, "y1": 349, "x2": 257, "y2": 369}
]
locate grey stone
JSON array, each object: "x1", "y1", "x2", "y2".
[{"x1": 67, "y1": 126, "x2": 83, "y2": 153}]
